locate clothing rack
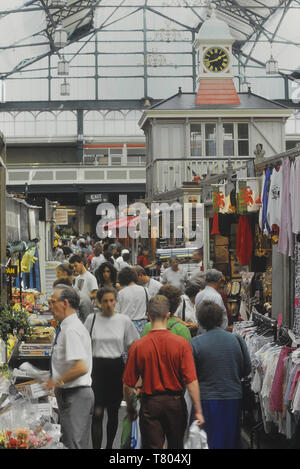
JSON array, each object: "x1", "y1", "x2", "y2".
[
  {"x1": 251, "y1": 308, "x2": 278, "y2": 342},
  {"x1": 255, "y1": 147, "x2": 300, "y2": 172}
]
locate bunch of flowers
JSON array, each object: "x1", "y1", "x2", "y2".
[
  {"x1": 0, "y1": 303, "x2": 33, "y2": 344},
  {"x1": 0, "y1": 429, "x2": 52, "y2": 449}
]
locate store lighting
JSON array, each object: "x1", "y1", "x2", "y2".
[
  {"x1": 266, "y1": 44, "x2": 278, "y2": 75},
  {"x1": 60, "y1": 78, "x2": 70, "y2": 96},
  {"x1": 54, "y1": 23, "x2": 68, "y2": 49},
  {"x1": 57, "y1": 56, "x2": 69, "y2": 75}
]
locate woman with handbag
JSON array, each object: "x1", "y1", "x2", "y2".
[
  {"x1": 84, "y1": 286, "x2": 139, "y2": 449},
  {"x1": 190, "y1": 300, "x2": 252, "y2": 449}
]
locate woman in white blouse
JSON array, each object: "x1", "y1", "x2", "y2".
[{"x1": 84, "y1": 286, "x2": 139, "y2": 449}]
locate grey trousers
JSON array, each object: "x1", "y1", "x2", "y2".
[{"x1": 55, "y1": 386, "x2": 95, "y2": 449}]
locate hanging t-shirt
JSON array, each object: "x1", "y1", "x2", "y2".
[
  {"x1": 267, "y1": 166, "x2": 282, "y2": 229},
  {"x1": 261, "y1": 168, "x2": 273, "y2": 234},
  {"x1": 290, "y1": 158, "x2": 300, "y2": 235}
]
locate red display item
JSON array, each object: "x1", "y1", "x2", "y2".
[{"x1": 236, "y1": 215, "x2": 253, "y2": 266}]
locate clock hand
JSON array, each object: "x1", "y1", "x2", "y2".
[{"x1": 207, "y1": 53, "x2": 227, "y2": 64}]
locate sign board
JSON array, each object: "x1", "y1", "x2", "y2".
[
  {"x1": 6, "y1": 265, "x2": 18, "y2": 278},
  {"x1": 85, "y1": 193, "x2": 109, "y2": 205},
  {"x1": 54, "y1": 210, "x2": 68, "y2": 225}
]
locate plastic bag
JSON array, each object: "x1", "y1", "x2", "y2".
[
  {"x1": 130, "y1": 417, "x2": 141, "y2": 449},
  {"x1": 120, "y1": 414, "x2": 132, "y2": 449},
  {"x1": 184, "y1": 421, "x2": 209, "y2": 449}
]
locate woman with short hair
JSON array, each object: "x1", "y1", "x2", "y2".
[
  {"x1": 84, "y1": 287, "x2": 139, "y2": 449},
  {"x1": 190, "y1": 300, "x2": 252, "y2": 449}
]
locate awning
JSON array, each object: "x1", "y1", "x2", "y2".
[{"x1": 106, "y1": 215, "x2": 141, "y2": 229}]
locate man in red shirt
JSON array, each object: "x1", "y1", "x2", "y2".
[{"x1": 123, "y1": 295, "x2": 204, "y2": 449}]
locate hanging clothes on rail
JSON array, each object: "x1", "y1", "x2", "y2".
[
  {"x1": 267, "y1": 165, "x2": 282, "y2": 230},
  {"x1": 290, "y1": 158, "x2": 300, "y2": 235},
  {"x1": 260, "y1": 168, "x2": 273, "y2": 235},
  {"x1": 278, "y1": 158, "x2": 294, "y2": 257}
]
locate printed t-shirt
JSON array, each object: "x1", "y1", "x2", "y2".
[{"x1": 122, "y1": 329, "x2": 197, "y2": 395}]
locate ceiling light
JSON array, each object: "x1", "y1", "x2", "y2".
[
  {"x1": 60, "y1": 78, "x2": 70, "y2": 96},
  {"x1": 54, "y1": 23, "x2": 68, "y2": 49},
  {"x1": 57, "y1": 56, "x2": 69, "y2": 75}
]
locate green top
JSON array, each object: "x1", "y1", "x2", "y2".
[{"x1": 141, "y1": 317, "x2": 192, "y2": 341}]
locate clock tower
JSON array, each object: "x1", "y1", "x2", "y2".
[{"x1": 193, "y1": 6, "x2": 240, "y2": 105}]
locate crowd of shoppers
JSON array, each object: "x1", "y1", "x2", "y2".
[{"x1": 46, "y1": 236, "x2": 251, "y2": 450}]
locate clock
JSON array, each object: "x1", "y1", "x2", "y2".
[{"x1": 203, "y1": 47, "x2": 229, "y2": 73}]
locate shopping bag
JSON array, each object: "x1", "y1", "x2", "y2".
[
  {"x1": 130, "y1": 399, "x2": 141, "y2": 449},
  {"x1": 120, "y1": 414, "x2": 132, "y2": 449},
  {"x1": 184, "y1": 420, "x2": 209, "y2": 449},
  {"x1": 130, "y1": 417, "x2": 141, "y2": 449}
]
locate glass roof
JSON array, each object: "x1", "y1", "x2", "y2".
[{"x1": 0, "y1": 0, "x2": 299, "y2": 102}]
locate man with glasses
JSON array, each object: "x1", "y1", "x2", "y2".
[{"x1": 45, "y1": 286, "x2": 94, "y2": 449}]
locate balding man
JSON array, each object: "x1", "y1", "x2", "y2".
[{"x1": 195, "y1": 269, "x2": 228, "y2": 331}]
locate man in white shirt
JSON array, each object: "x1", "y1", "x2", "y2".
[
  {"x1": 45, "y1": 286, "x2": 94, "y2": 449},
  {"x1": 69, "y1": 254, "x2": 98, "y2": 299},
  {"x1": 117, "y1": 249, "x2": 132, "y2": 271},
  {"x1": 190, "y1": 248, "x2": 204, "y2": 279},
  {"x1": 195, "y1": 269, "x2": 228, "y2": 331},
  {"x1": 161, "y1": 256, "x2": 188, "y2": 293},
  {"x1": 132, "y1": 265, "x2": 162, "y2": 299}
]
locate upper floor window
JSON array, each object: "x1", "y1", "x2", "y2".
[
  {"x1": 222, "y1": 122, "x2": 249, "y2": 157},
  {"x1": 190, "y1": 123, "x2": 216, "y2": 157}
]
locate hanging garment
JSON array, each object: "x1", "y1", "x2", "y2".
[
  {"x1": 293, "y1": 241, "x2": 300, "y2": 337},
  {"x1": 269, "y1": 347, "x2": 295, "y2": 412},
  {"x1": 211, "y1": 212, "x2": 220, "y2": 236},
  {"x1": 278, "y1": 158, "x2": 294, "y2": 257},
  {"x1": 290, "y1": 158, "x2": 300, "y2": 234},
  {"x1": 237, "y1": 179, "x2": 261, "y2": 214},
  {"x1": 261, "y1": 168, "x2": 273, "y2": 234},
  {"x1": 236, "y1": 215, "x2": 253, "y2": 266},
  {"x1": 258, "y1": 173, "x2": 265, "y2": 231},
  {"x1": 267, "y1": 166, "x2": 282, "y2": 229}
]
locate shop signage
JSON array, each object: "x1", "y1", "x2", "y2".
[
  {"x1": 85, "y1": 193, "x2": 109, "y2": 205},
  {"x1": 54, "y1": 210, "x2": 68, "y2": 225},
  {"x1": 6, "y1": 265, "x2": 18, "y2": 278}
]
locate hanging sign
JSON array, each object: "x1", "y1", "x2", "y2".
[
  {"x1": 54, "y1": 210, "x2": 68, "y2": 225},
  {"x1": 85, "y1": 193, "x2": 109, "y2": 205},
  {"x1": 6, "y1": 265, "x2": 18, "y2": 278}
]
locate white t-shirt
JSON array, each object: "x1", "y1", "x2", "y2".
[
  {"x1": 74, "y1": 270, "x2": 98, "y2": 297},
  {"x1": 117, "y1": 260, "x2": 131, "y2": 271},
  {"x1": 267, "y1": 166, "x2": 282, "y2": 228},
  {"x1": 174, "y1": 294, "x2": 197, "y2": 323},
  {"x1": 195, "y1": 286, "x2": 228, "y2": 330},
  {"x1": 90, "y1": 254, "x2": 106, "y2": 273},
  {"x1": 84, "y1": 312, "x2": 139, "y2": 358},
  {"x1": 144, "y1": 278, "x2": 162, "y2": 299},
  {"x1": 161, "y1": 267, "x2": 188, "y2": 293},
  {"x1": 115, "y1": 284, "x2": 149, "y2": 320},
  {"x1": 51, "y1": 313, "x2": 92, "y2": 388}
]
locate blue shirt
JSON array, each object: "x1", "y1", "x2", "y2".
[{"x1": 191, "y1": 328, "x2": 251, "y2": 400}]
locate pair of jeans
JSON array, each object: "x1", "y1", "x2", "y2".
[{"x1": 139, "y1": 393, "x2": 187, "y2": 449}]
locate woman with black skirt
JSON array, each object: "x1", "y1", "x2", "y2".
[{"x1": 84, "y1": 286, "x2": 139, "y2": 449}]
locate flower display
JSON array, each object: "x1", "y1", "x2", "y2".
[{"x1": 0, "y1": 429, "x2": 52, "y2": 449}]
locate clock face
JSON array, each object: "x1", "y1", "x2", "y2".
[{"x1": 203, "y1": 47, "x2": 229, "y2": 73}]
